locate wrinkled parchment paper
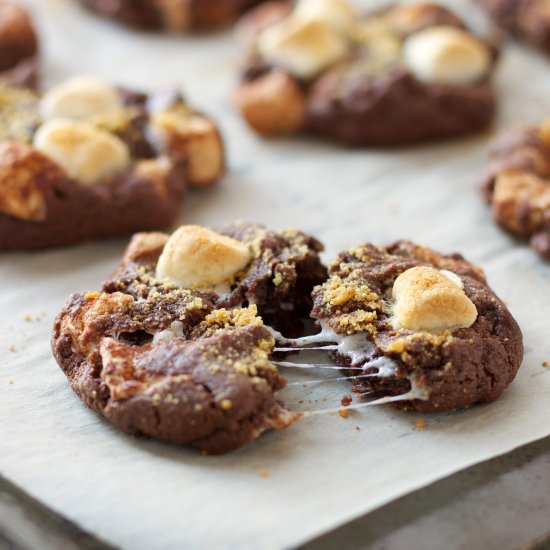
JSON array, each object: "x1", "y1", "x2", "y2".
[{"x1": 1, "y1": 1, "x2": 550, "y2": 548}]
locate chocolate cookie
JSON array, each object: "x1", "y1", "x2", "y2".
[
  {"x1": 478, "y1": 0, "x2": 550, "y2": 56},
  {"x1": 481, "y1": 120, "x2": 550, "y2": 259},
  {"x1": 52, "y1": 222, "x2": 326, "y2": 453},
  {"x1": 76, "y1": 0, "x2": 269, "y2": 31},
  {"x1": 0, "y1": 76, "x2": 225, "y2": 250},
  {"x1": 306, "y1": 241, "x2": 523, "y2": 412},
  {"x1": 234, "y1": 1, "x2": 498, "y2": 145},
  {"x1": 0, "y1": 2, "x2": 38, "y2": 88}
]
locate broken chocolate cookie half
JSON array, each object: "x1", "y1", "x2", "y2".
[
  {"x1": 234, "y1": 0, "x2": 498, "y2": 145},
  {"x1": 278, "y1": 240, "x2": 523, "y2": 413},
  {"x1": 52, "y1": 222, "x2": 326, "y2": 454},
  {"x1": 0, "y1": 75, "x2": 225, "y2": 250}
]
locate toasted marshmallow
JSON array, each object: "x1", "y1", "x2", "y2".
[
  {"x1": 258, "y1": 18, "x2": 349, "y2": 80},
  {"x1": 156, "y1": 225, "x2": 252, "y2": 288},
  {"x1": 40, "y1": 76, "x2": 123, "y2": 121},
  {"x1": 0, "y1": 143, "x2": 47, "y2": 222},
  {"x1": 150, "y1": 109, "x2": 224, "y2": 187},
  {"x1": 392, "y1": 266, "x2": 478, "y2": 332},
  {"x1": 33, "y1": 119, "x2": 130, "y2": 185},
  {"x1": 403, "y1": 26, "x2": 491, "y2": 86},
  {"x1": 293, "y1": 0, "x2": 356, "y2": 34}
]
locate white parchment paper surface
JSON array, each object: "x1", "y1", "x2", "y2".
[{"x1": 1, "y1": 0, "x2": 550, "y2": 548}]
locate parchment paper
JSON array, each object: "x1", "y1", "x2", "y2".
[{"x1": 1, "y1": 1, "x2": 550, "y2": 548}]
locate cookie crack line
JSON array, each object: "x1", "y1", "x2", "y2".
[{"x1": 51, "y1": 224, "x2": 523, "y2": 454}]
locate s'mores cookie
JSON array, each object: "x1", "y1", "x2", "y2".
[
  {"x1": 234, "y1": 1, "x2": 498, "y2": 145},
  {"x1": 481, "y1": 119, "x2": 550, "y2": 259},
  {"x1": 0, "y1": 76, "x2": 225, "y2": 249}
]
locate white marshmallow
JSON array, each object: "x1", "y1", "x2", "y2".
[
  {"x1": 40, "y1": 75, "x2": 123, "y2": 121},
  {"x1": 403, "y1": 26, "x2": 491, "y2": 86},
  {"x1": 156, "y1": 225, "x2": 252, "y2": 288},
  {"x1": 33, "y1": 119, "x2": 130, "y2": 185},
  {"x1": 258, "y1": 18, "x2": 350, "y2": 80},
  {"x1": 293, "y1": 0, "x2": 356, "y2": 34}
]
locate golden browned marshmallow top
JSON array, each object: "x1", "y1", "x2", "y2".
[
  {"x1": 403, "y1": 26, "x2": 491, "y2": 86},
  {"x1": 40, "y1": 75, "x2": 123, "y2": 121},
  {"x1": 156, "y1": 225, "x2": 252, "y2": 288},
  {"x1": 33, "y1": 119, "x2": 130, "y2": 185},
  {"x1": 293, "y1": 0, "x2": 357, "y2": 33},
  {"x1": 149, "y1": 107, "x2": 224, "y2": 188},
  {"x1": 258, "y1": 18, "x2": 350, "y2": 80},
  {"x1": 392, "y1": 266, "x2": 478, "y2": 332}
]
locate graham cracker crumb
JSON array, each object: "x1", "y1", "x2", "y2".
[
  {"x1": 339, "y1": 409, "x2": 350, "y2": 418},
  {"x1": 220, "y1": 399, "x2": 233, "y2": 410},
  {"x1": 260, "y1": 469, "x2": 269, "y2": 478},
  {"x1": 416, "y1": 419, "x2": 425, "y2": 429}
]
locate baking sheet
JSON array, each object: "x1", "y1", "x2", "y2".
[{"x1": 1, "y1": 0, "x2": 550, "y2": 548}]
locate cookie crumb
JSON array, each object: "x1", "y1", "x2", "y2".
[
  {"x1": 8, "y1": 379, "x2": 14, "y2": 385},
  {"x1": 8, "y1": 345, "x2": 16, "y2": 352},
  {"x1": 22, "y1": 314, "x2": 31, "y2": 322},
  {"x1": 339, "y1": 409, "x2": 350, "y2": 419},
  {"x1": 416, "y1": 419, "x2": 425, "y2": 429},
  {"x1": 341, "y1": 394, "x2": 352, "y2": 407},
  {"x1": 260, "y1": 469, "x2": 269, "y2": 478},
  {"x1": 542, "y1": 361, "x2": 549, "y2": 368}
]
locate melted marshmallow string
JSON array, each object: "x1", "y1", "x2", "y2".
[
  {"x1": 301, "y1": 389, "x2": 426, "y2": 417},
  {"x1": 273, "y1": 345, "x2": 339, "y2": 352},
  {"x1": 285, "y1": 373, "x2": 385, "y2": 387},
  {"x1": 272, "y1": 361, "x2": 354, "y2": 371}
]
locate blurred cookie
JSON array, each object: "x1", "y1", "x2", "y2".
[
  {"x1": 478, "y1": 0, "x2": 550, "y2": 55},
  {"x1": 77, "y1": 0, "x2": 269, "y2": 31},
  {"x1": 0, "y1": 2, "x2": 38, "y2": 88},
  {"x1": 52, "y1": 222, "x2": 326, "y2": 453},
  {"x1": 234, "y1": 1, "x2": 498, "y2": 145},
  {"x1": 481, "y1": 120, "x2": 550, "y2": 259},
  {"x1": 310, "y1": 240, "x2": 523, "y2": 411},
  {"x1": 0, "y1": 76, "x2": 225, "y2": 250}
]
